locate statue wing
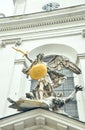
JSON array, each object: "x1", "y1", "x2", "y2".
[
  {"x1": 8, "y1": 98, "x2": 49, "y2": 111},
  {"x1": 48, "y1": 70, "x2": 66, "y2": 88},
  {"x1": 46, "y1": 55, "x2": 81, "y2": 74}
]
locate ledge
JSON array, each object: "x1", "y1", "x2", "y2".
[
  {"x1": 0, "y1": 109, "x2": 85, "y2": 130},
  {"x1": 0, "y1": 4, "x2": 85, "y2": 33}
]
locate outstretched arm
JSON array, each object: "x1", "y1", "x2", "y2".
[
  {"x1": 7, "y1": 97, "x2": 16, "y2": 104},
  {"x1": 65, "y1": 85, "x2": 83, "y2": 103},
  {"x1": 12, "y1": 47, "x2": 33, "y2": 63}
]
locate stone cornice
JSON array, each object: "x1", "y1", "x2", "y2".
[
  {"x1": 0, "y1": 5, "x2": 85, "y2": 33},
  {"x1": 0, "y1": 38, "x2": 21, "y2": 47},
  {"x1": 77, "y1": 53, "x2": 85, "y2": 64},
  {"x1": 0, "y1": 109, "x2": 85, "y2": 130},
  {"x1": 0, "y1": 25, "x2": 84, "y2": 43},
  {"x1": 0, "y1": 5, "x2": 85, "y2": 42}
]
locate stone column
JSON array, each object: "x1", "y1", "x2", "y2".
[
  {"x1": 13, "y1": 0, "x2": 26, "y2": 15},
  {"x1": 74, "y1": 55, "x2": 85, "y2": 122}
]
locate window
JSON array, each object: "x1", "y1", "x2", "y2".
[
  {"x1": 55, "y1": 68, "x2": 78, "y2": 119},
  {"x1": 42, "y1": 2, "x2": 60, "y2": 11}
]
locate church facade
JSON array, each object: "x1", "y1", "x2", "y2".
[{"x1": 0, "y1": 0, "x2": 85, "y2": 125}]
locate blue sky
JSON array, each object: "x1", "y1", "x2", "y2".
[{"x1": 0, "y1": 0, "x2": 14, "y2": 16}]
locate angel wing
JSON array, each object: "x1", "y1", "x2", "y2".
[
  {"x1": 48, "y1": 70, "x2": 66, "y2": 88},
  {"x1": 7, "y1": 98, "x2": 49, "y2": 111},
  {"x1": 47, "y1": 55, "x2": 81, "y2": 74}
]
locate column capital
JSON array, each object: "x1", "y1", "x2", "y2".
[{"x1": 0, "y1": 38, "x2": 22, "y2": 48}]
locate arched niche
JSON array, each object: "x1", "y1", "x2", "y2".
[
  {"x1": 28, "y1": 44, "x2": 79, "y2": 119},
  {"x1": 29, "y1": 44, "x2": 77, "y2": 63}
]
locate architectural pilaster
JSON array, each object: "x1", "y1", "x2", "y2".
[
  {"x1": 13, "y1": 0, "x2": 26, "y2": 15},
  {"x1": 75, "y1": 54, "x2": 85, "y2": 121}
]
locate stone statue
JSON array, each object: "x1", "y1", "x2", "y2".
[{"x1": 7, "y1": 47, "x2": 82, "y2": 115}]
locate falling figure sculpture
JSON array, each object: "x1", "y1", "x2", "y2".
[
  {"x1": 7, "y1": 85, "x2": 83, "y2": 114},
  {"x1": 8, "y1": 47, "x2": 82, "y2": 115}
]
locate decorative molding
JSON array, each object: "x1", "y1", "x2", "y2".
[
  {"x1": 0, "y1": 5, "x2": 85, "y2": 42},
  {"x1": 14, "y1": 59, "x2": 28, "y2": 68},
  {"x1": 0, "y1": 24, "x2": 84, "y2": 43},
  {"x1": 0, "y1": 109, "x2": 85, "y2": 130},
  {"x1": 35, "y1": 117, "x2": 45, "y2": 125},
  {"x1": 77, "y1": 53, "x2": 85, "y2": 64},
  {"x1": 0, "y1": 5, "x2": 85, "y2": 33},
  {"x1": 0, "y1": 5, "x2": 85, "y2": 41},
  {"x1": 82, "y1": 29, "x2": 85, "y2": 37},
  {"x1": 57, "y1": 123, "x2": 68, "y2": 130},
  {"x1": 78, "y1": 53, "x2": 85, "y2": 58},
  {"x1": 14, "y1": 121, "x2": 24, "y2": 130},
  {"x1": 0, "y1": 14, "x2": 85, "y2": 32},
  {"x1": 0, "y1": 38, "x2": 22, "y2": 47}
]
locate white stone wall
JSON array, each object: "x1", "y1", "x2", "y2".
[
  {"x1": 0, "y1": 34, "x2": 85, "y2": 121},
  {"x1": 0, "y1": 3, "x2": 85, "y2": 121},
  {"x1": 0, "y1": 45, "x2": 31, "y2": 117}
]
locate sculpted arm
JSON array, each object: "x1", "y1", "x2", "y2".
[{"x1": 64, "y1": 85, "x2": 83, "y2": 103}]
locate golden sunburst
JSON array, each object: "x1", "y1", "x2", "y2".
[{"x1": 29, "y1": 63, "x2": 47, "y2": 80}]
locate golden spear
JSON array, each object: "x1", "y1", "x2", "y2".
[{"x1": 12, "y1": 47, "x2": 33, "y2": 63}]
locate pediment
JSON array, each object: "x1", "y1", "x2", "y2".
[{"x1": 0, "y1": 109, "x2": 85, "y2": 130}]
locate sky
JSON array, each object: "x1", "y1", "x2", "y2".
[
  {"x1": 0, "y1": 0, "x2": 14, "y2": 16},
  {"x1": 0, "y1": 0, "x2": 85, "y2": 17}
]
